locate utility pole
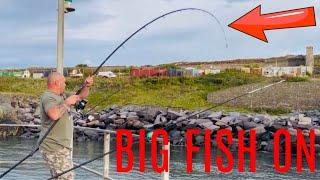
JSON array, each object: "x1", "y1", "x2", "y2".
[
  {"x1": 57, "y1": 0, "x2": 64, "y2": 74},
  {"x1": 57, "y1": 0, "x2": 75, "y2": 75}
]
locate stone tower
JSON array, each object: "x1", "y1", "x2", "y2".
[{"x1": 306, "y1": 46, "x2": 314, "y2": 75}]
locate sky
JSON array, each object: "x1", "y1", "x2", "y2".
[{"x1": 0, "y1": 0, "x2": 319, "y2": 68}]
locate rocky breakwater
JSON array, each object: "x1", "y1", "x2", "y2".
[
  {"x1": 73, "y1": 105, "x2": 320, "y2": 153},
  {"x1": 1, "y1": 95, "x2": 320, "y2": 153},
  {"x1": 0, "y1": 94, "x2": 40, "y2": 138}
]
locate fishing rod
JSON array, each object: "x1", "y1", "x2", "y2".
[
  {"x1": 0, "y1": 87, "x2": 119, "y2": 179},
  {"x1": 47, "y1": 150, "x2": 116, "y2": 180},
  {"x1": 0, "y1": 84, "x2": 121, "y2": 179},
  {"x1": 75, "y1": 7, "x2": 228, "y2": 110},
  {"x1": 0, "y1": 8, "x2": 227, "y2": 179},
  {"x1": 47, "y1": 79, "x2": 286, "y2": 180},
  {"x1": 76, "y1": 87, "x2": 123, "y2": 120},
  {"x1": 85, "y1": 86, "x2": 123, "y2": 115}
]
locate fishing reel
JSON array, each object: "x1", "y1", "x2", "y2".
[{"x1": 75, "y1": 99, "x2": 88, "y2": 112}]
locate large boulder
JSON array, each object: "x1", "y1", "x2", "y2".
[
  {"x1": 121, "y1": 105, "x2": 143, "y2": 112},
  {"x1": 200, "y1": 121, "x2": 220, "y2": 133},
  {"x1": 298, "y1": 114, "x2": 312, "y2": 125},
  {"x1": 0, "y1": 103, "x2": 18, "y2": 123},
  {"x1": 167, "y1": 109, "x2": 184, "y2": 120},
  {"x1": 241, "y1": 120, "x2": 258, "y2": 130},
  {"x1": 215, "y1": 116, "x2": 236, "y2": 126},
  {"x1": 137, "y1": 106, "x2": 162, "y2": 122},
  {"x1": 22, "y1": 113, "x2": 34, "y2": 122},
  {"x1": 154, "y1": 115, "x2": 167, "y2": 125},
  {"x1": 208, "y1": 111, "x2": 223, "y2": 119}
]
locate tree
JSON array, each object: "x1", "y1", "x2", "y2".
[{"x1": 76, "y1": 64, "x2": 88, "y2": 68}]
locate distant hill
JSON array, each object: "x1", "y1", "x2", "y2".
[{"x1": 168, "y1": 54, "x2": 320, "y2": 68}]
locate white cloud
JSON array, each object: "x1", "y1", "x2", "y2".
[
  {"x1": 64, "y1": 0, "x2": 319, "y2": 51},
  {"x1": 0, "y1": 0, "x2": 319, "y2": 68},
  {"x1": 65, "y1": 0, "x2": 230, "y2": 41}
]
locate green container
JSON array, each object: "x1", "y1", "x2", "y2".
[
  {"x1": 2, "y1": 72, "x2": 10, "y2": 76},
  {"x1": 13, "y1": 71, "x2": 23, "y2": 77},
  {"x1": 8, "y1": 72, "x2": 14, "y2": 77},
  {"x1": 0, "y1": 71, "x2": 23, "y2": 77}
]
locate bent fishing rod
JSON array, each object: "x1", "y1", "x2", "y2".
[
  {"x1": 48, "y1": 79, "x2": 285, "y2": 180},
  {"x1": 0, "y1": 87, "x2": 118, "y2": 179},
  {"x1": 76, "y1": 86, "x2": 123, "y2": 119},
  {"x1": 0, "y1": 8, "x2": 227, "y2": 179}
]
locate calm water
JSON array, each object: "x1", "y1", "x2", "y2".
[{"x1": 1, "y1": 137, "x2": 320, "y2": 180}]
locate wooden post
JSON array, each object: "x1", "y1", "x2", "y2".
[
  {"x1": 161, "y1": 142, "x2": 170, "y2": 180},
  {"x1": 103, "y1": 133, "x2": 110, "y2": 180}
]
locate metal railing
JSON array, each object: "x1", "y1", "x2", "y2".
[{"x1": 0, "y1": 124, "x2": 170, "y2": 180}]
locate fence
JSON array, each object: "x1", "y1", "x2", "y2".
[
  {"x1": 0, "y1": 124, "x2": 170, "y2": 180},
  {"x1": 207, "y1": 81, "x2": 320, "y2": 111}
]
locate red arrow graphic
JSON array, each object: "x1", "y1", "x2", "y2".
[{"x1": 228, "y1": 5, "x2": 316, "y2": 42}]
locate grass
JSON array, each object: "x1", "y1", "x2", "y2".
[
  {"x1": 0, "y1": 70, "x2": 274, "y2": 113},
  {"x1": 249, "y1": 107, "x2": 291, "y2": 115},
  {"x1": 285, "y1": 76, "x2": 309, "y2": 82}
]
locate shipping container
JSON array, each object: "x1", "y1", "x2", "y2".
[
  {"x1": 33, "y1": 73, "x2": 44, "y2": 79},
  {"x1": 262, "y1": 66, "x2": 307, "y2": 77},
  {"x1": 0, "y1": 71, "x2": 14, "y2": 77},
  {"x1": 13, "y1": 71, "x2": 23, "y2": 77},
  {"x1": 241, "y1": 67, "x2": 251, "y2": 74},
  {"x1": 204, "y1": 69, "x2": 220, "y2": 75},
  {"x1": 43, "y1": 71, "x2": 51, "y2": 78},
  {"x1": 63, "y1": 69, "x2": 69, "y2": 77},
  {"x1": 251, "y1": 68, "x2": 262, "y2": 75},
  {"x1": 130, "y1": 67, "x2": 167, "y2": 77},
  {"x1": 184, "y1": 67, "x2": 200, "y2": 77},
  {"x1": 167, "y1": 68, "x2": 183, "y2": 77}
]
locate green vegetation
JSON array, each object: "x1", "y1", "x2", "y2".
[
  {"x1": 0, "y1": 70, "x2": 269, "y2": 112},
  {"x1": 250, "y1": 107, "x2": 291, "y2": 115},
  {"x1": 244, "y1": 63, "x2": 261, "y2": 68},
  {"x1": 158, "y1": 64, "x2": 178, "y2": 69},
  {"x1": 75, "y1": 64, "x2": 89, "y2": 68},
  {"x1": 285, "y1": 76, "x2": 309, "y2": 82}
]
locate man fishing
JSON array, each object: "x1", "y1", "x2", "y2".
[
  {"x1": 0, "y1": 8, "x2": 229, "y2": 179},
  {"x1": 39, "y1": 72, "x2": 93, "y2": 180}
]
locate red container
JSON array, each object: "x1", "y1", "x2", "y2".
[{"x1": 130, "y1": 67, "x2": 167, "y2": 77}]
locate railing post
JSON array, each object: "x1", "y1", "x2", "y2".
[
  {"x1": 161, "y1": 142, "x2": 170, "y2": 180},
  {"x1": 103, "y1": 133, "x2": 110, "y2": 179}
]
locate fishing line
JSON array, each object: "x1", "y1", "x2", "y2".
[
  {"x1": 0, "y1": 8, "x2": 227, "y2": 179},
  {"x1": 48, "y1": 80, "x2": 285, "y2": 179}
]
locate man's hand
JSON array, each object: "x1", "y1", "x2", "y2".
[
  {"x1": 84, "y1": 76, "x2": 94, "y2": 87},
  {"x1": 65, "y1": 95, "x2": 81, "y2": 106},
  {"x1": 47, "y1": 95, "x2": 80, "y2": 121},
  {"x1": 78, "y1": 76, "x2": 93, "y2": 100}
]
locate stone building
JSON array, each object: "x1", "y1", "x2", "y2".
[{"x1": 306, "y1": 46, "x2": 314, "y2": 75}]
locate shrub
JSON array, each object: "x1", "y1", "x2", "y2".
[{"x1": 286, "y1": 76, "x2": 308, "y2": 82}]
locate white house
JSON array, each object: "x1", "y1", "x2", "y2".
[{"x1": 22, "y1": 70, "x2": 31, "y2": 78}]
